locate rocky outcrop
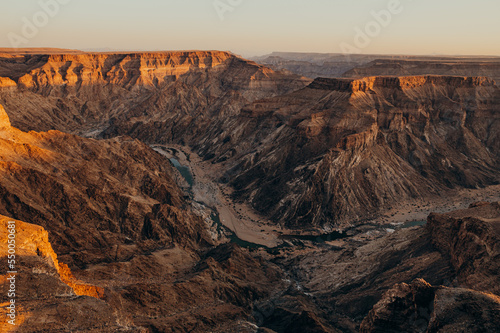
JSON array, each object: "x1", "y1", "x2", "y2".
[
  {"x1": 281, "y1": 226, "x2": 452, "y2": 330},
  {"x1": 427, "y1": 202, "x2": 500, "y2": 295},
  {"x1": 190, "y1": 75, "x2": 500, "y2": 228},
  {"x1": 0, "y1": 105, "x2": 213, "y2": 268},
  {"x1": 0, "y1": 77, "x2": 16, "y2": 89},
  {"x1": 357, "y1": 202, "x2": 500, "y2": 332},
  {"x1": 0, "y1": 51, "x2": 310, "y2": 135},
  {"x1": 0, "y1": 216, "x2": 103, "y2": 298},
  {"x1": 0, "y1": 104, "x2": 10, "y2": 128},
  {"x1": 281, "y1": 202, "x2": 500, "y2": 332},
  {"x1": 359, "y1": 279, "x2": 500, "y2": 333},
  {"x1": 0, "y1": 216, "x2": 116, "y2": 332}
]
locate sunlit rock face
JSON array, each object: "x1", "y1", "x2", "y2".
[
  {"x1": 0, "y1": 104, "x2": 10, "y2": 129},
  {"x1": 0, "y1": 104, "x2": 212, "y2": 269},
  {"x1": 0, "y1": 51, "x2": 310, "y2": 135},
  {"x1": 0, "y1": 216, "x2": 113, "y2": 332}
]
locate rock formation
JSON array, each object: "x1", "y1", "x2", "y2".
[
  {"x1": 0, "y1": 216, "x2": 115, "y2": 332},
  {"x1": 359, "y1": 279, "x2": 500, "y2": 333},
  {"x1": 188, "y1": 75, "x2": 500, "y2": 228},
  {"x1": 0, "y1": 49, "x2": 499, "y2": 332},
  {"x1": 280, "y1": 202, "x2": 500, "y2": 332},
  {"x1": 427, "y1": 202, "x2": 500, "y2": 294},
  {"x1": 2, "y1": 51, "x2": 498, "y2": 230},
  {"x1": 0, "y1": 51, "x2": 310, "y2": 135},
  {"x1": 0, "y1": 104, "x2": 10, "y2": 129}
]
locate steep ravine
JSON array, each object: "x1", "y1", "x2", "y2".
[
  {"x1": 190, "y1": 75, "x2": 500, "y2": 229},
  {"x1": 151, "y1": 143, "x2": 500, "y2": 250},
  {"x1": 2, "y1": 51, "x2": 499, "y2": 231},
  {"x1": 152, "y1": 144, "x2": 281, "y2": 248}
]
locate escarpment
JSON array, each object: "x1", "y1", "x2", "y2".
[
  {"x1": 0, "y1": 216, "x2": 116, "y2": 332},
  {"x1": 0, "y1": 104, "x2": 10, "y2": 129},
  {"x1": 190, "y1": 75, "x2": 500, "y2": 228},
  {"x1": 15, "y1": 51, "x2": 235, "y2": 88},
  {"x1": 0, "y1": 51, "x2": 311, "y2": 134},
  {"x1": 1, "y1": 50, "x2": 499, "y2": 230},
  {"x1": 1, "y1": 51, "x2": 234, "y2": 84},
  {"x1": 0, "y1": 216, "x2": 103, "y2": 299},
  {"x1": 0, "y1": 105, "x2": 213, "y2": 268},
  {"x1": 310, "y1": 75, "x2": 495, "y2": 93}
]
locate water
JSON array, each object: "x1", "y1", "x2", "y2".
[
  {"x1": 169, "y1": 158, "x2": 194, "y2": 187},
  {"x1": 168, "y1": 154, "x2": 424, "y2": 249},
  {"x1": 210, "y1": 212, "x2": 265, "y2": 249},
  {"x1": 377, "y1": 219, "x2": 427, "y2": 231},
  {"x1": 169, "y1": 156, "x2": 267, "y2": 249},
  {"x1": 279, "y1": 230, "x2": 347, "y2": 243}
]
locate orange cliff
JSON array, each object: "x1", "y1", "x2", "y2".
[
  {"x1": 0, "y1": 77, "x2": 16, "y2": 89},
  {"x1": 0, "y1": 104, "x2": 10, "y2": 129},
  {"x1": 2, "y1": 51, "x2": 235, "y2": 89},
  {"x1": 0, "y1": 215, "x2": 104, "y2": 299},
  {"x1": 308, "y1": 75, "x2": 496, "y2": 94}
]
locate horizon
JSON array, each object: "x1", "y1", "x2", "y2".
[
  {"x1": 2, "y1": 47, "x2": 500, "y2": 60},
  {"x1": 2, "y1": 0, "x2": 500, "y2": 58}
]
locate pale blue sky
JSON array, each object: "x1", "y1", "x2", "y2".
[{"x1": 1, "y1": 0, "x2": 499, "y2": 57}]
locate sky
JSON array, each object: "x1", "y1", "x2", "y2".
[{"x1": 1, "y1": 0, "x2": 499, "y2": 57}]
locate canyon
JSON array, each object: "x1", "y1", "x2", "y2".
[{"x1": 0, "y1": 50, "x2": 499, "y2": 332}]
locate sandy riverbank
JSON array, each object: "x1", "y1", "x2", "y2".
[
  {"x1": 152, "y1": 144, "x2": 281, "y2": 248},
  {"x1": 153, "y1": 144, "x2": 500, "y2": 245}
]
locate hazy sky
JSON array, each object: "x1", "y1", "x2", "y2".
[{"x1": 1, "y1": 0, "x2": 499, "y2": 57}]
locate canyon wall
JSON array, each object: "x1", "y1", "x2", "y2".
[
  {"x1": 188, "y1": 75, "x2": 500, "y2": 228},
  {"x1": 1, "y1": 52, "x2": 499, "y2": 229}
]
